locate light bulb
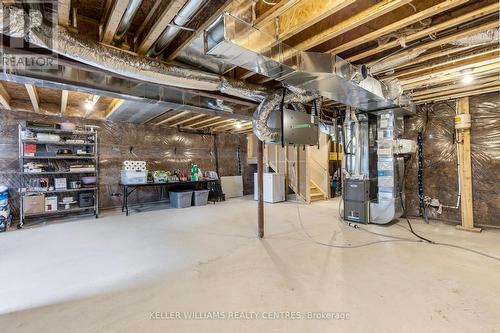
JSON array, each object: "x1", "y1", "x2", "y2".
[
  {"x1": 461, "y1": 74, "x2": 473, "y2": 84},
  {"x1": 235, "y1": 122, "x2": 242, "y2": 129}
]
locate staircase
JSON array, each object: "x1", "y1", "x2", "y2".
[{"x1": 309, "y1": 181, "x2": 327, "y2": 202}]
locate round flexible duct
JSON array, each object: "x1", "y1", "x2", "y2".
[{"x1": 252, "y1": 87, "x2": 318, "y2": 142}]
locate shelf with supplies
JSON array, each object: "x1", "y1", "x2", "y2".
[
  {"x1": 18, "y1": 121, "x2": 99, "y2": 228},
  {"x1": 20, "y1": 187, "x2": 98, "y2": 194}
]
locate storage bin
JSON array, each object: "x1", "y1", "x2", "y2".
[
  {"x1": 169, "y1": 191, "x2": 193, "y2": 208},
  {"x1": 193, "y1": 190, "x2": 209, "y2": 206},
  {"x1": 79, "y1": 192, "x2": 94, "y2": 207},
  {"x1": 121, "y1": 170, "x2": 147, "y2": 184}
]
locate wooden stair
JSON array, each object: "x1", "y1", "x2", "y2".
[{"x1": 309, "y1": 181, "x2": 327, "y2": 202}]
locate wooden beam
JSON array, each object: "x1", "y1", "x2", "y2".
[
  {"x1": 212, "y1": 120, "x2": 239, "y2": 131},
  {"x1": 60, "y1": 90, "x2": 68, "y2": 115},
  {"x1": 156, "y1": 110, "x2": 190, "y2": 125},
  {"x1": 413, "y1": 80, "x2": 500, "y2": 101},
  {"x1": 197, "y1": 118, "x2": 233, "y2": 129},
  {"x1": 168, "y1": 113, "x2": 205, "y2": 127},
  {"x1": 254, "y1": 0, "x2": 299, "y2": 28},
  {"x1": 381, "y1": 47, "x2": 499, "y2": 80},
  {"x1": 186, "y1": 116, "x2": 221, "y2": 128},
  {"x1": 456, "y1": 97, "x2": 481, "y2": 232},
  {"x1": 293, "y1": 0, "x2": 411, "y2": 52},
  {"x1": 260, "y1": 0, "x2": 356, "y2": 41},
  {"x1": 0, "y1": 82, "x2": 11, "y2": 110},
  {"x1": 411, "y1": 75, "x2": 499, "y2": 97},
  {"x1": 330, "y1": 0, "x2": 470, "y2": 54},
  {"x1": 166, "y1": 0, "x2": 232, "y2": 61},
  {"x1": 402, "y1": 61, "x2": 500, "y2": 89},
  {"x1": 398, "y1": 53, "x2": 500, "y2": 85},
  {"x1": 346, "y1": 2, "x2": 498, "y2": 62},
  {"x1": 136, "y1": 0, "x2": 188, "y2": 55},
  {"x1": 58, "y1": 0, "x2": 71, "y2": 27},
  {"x1": 415, "y1": 85, "x2": 500, "y2": 104},
  {"x1": 101, "y1": 0, "x2": 129, "y2": 44},
  {"x1": 105, "y1": 98, "x2": 124, "y2": 119},
  {"x1": 350, "y1": 19, "x2": 499, "y2": 63},
  {"x1": 24, "y1": 84, "x2": 40, "y2": 113}
]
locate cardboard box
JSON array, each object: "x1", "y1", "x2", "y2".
[
  {"x1": 45, "y1": 196, "x2": 58, "y2": 212},
  {"x1": 23, "y1": 194, "x2": 45, "y2": 215}
]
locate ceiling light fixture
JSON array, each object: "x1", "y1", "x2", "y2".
[
  {"x1": 235, "y1": 121, "x2": 242, "y2": 129},
  {"x1": 84, "y1": 99, "x2": 94, "y2": 111},
  {"x1": 461, "y1": 74, "x2": 474, "y2": 84}
]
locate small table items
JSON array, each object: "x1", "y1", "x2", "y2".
[{"x1": 119, "y1": 160, "x2": 220, "y2": 216}]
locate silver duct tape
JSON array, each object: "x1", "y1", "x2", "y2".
[
  {"x1": 252, "y1": 88, "x2": 318, "y2": 142},
  {"x1": 0, "y1": 4, "x2": 267, "y2": 103},
  {"x1": 449, "y1": 28, "x2": 500, "y2": 46}
]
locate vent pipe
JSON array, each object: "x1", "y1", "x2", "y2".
[
  {"x1": 146, "y1": 0, "x2": 205, "y2": 58},
  {"x1": 0, "y1": 4, "x2": 268, "y2": 103},
  {"x1": 114, "y1": 0, "x2": 144, "y2": 43},
  {"x1": 448, "y1": 27, "x2": 500, "y2": 47}
]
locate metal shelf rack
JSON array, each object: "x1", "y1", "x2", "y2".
[{"x1": 18, "y1": 123, "x2": 99, "y2": 228}]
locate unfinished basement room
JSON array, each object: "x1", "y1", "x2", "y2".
[{"x1": 0, "y1": 0, "x2": 499, "y2": 332}]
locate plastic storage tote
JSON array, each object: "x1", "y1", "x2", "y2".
[
  {"x1": 193, "y1": 190, "x2": 209, "y2": 206},
  {"x1": 169, "y1": 191, "x2": 193, "y2": 208}
]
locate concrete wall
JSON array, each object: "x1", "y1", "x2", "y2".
[{"x1": 0, "y1": 109, "x2": 254, "y2": 218}]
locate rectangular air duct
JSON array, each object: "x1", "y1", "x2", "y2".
[{"x1": 205, "y1": 13, "x2": 414, "y2": 113}]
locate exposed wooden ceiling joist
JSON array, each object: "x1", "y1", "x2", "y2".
[
  {"x1": 399, "y1": 55, "x2": 500, "y2": 86},
  {"x1": 293, "y1": 0, "x2": 412, "y2": 53},
  {"x1": 136, "y1": 0, "x2": 188, "y2": 55},
  {"x1": 403, "y1": 62, "x2": 500, "y2": 90},
  {"x1": 156, "y1": 110, "x2": 190, "y2": 125},
  {"x1": 101, "y1": 0, "x2": 129, "y2": 44},
  {"x1": 169, "y1": 114, "x2": 205, "y2": 127},
  {"x1": 382, "y1": 48, "x2": 499, "y2": 80},
  {"x1": 260, "y1": 0, "x2": 356, "y2": 42},
  {"x1": 254, "y1": 0, "x2": 299, "y2": 28},
  {"x1": 411, "y1": 75, "x2": 499, "y2": 97},
  {"x1": 60, "y1": 90, "x2": 68, "y2": 115},
  {"x1": 330, "y1": 0, "x2": 470, "y2": 55},
  {"x1": 349, "y1": 18, "x2": 498, "y2": 63},
  {"x1": 348, "y1": 2, "x2": 498, "y2": 63},
  {"x1": 58, "y1": 0, "x2": 71, "y2": 27},
  {"x1": 413, "y1": 79, "x2": 500, "y2": 101},
  {"x1": 165, "y1": 0, "x2": 233, "y2": 61},
  {"x1": 415, "y1": 85, "x2": 500, "y2": 104},
  {"x1": 105, "y1": 98, "x2": 124, "y2": 119},
  {"x1": 193, "y1": 118, "x2": 232, "y2": 129},
  {"x1": 24, "y1": 84, "x2": 40, "y2": 113},
  {"x1": 0, "y1": 82, "x2": 11, "y2": 110},
  {"x1": 186, "y1": 116, "x2": 221, "y2": 128}
]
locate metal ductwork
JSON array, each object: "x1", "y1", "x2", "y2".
[
  {"x1": 114, "y1": 0, "x2": 144, "y2": 43},
  {"x1": 369, "y1": 49, "x2": 427, "y2": 74},
  {"x1": 448, "y1": 27, "x2": 500, "y2": 47},
  {"x1": 205, "y1": 13, "x2": 414, "y2": 113},
  {"x1": 252, "y1": 87, "x2": 318, "y2": 142},
  {"x1": 0, "y1": 4, "x2": 268, "y2": 104},
  {"x1": 0, "y1": 51, "x2": 255, "y2": 122},
  {"x1": 146, "y1": 0, "x2": 205, "y2": 58}
]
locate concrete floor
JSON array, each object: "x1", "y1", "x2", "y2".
[{"x1": 0, "y1": 196, "x2": 499, "y2": 332}]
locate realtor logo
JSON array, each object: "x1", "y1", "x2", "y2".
[{"x1": 0, "y1": 0, "x2": 58, "y2": 69}]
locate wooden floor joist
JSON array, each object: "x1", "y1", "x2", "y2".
[
  {"x1": 186, "y1": 116, "x2": 221, "y2": 128},
  {"x1": 101, "y1": 0, "x2": 129, "y2": 44},
  {"x1": 156, "y1": 111, "x2": 190, "y2": 125},
  {"x1": 0, "y1": 82, "x2": 11, "y2": 110},
  {"x1": 24, "y1": 84, "x2": 40, "y2": 113},
  {"x1": 60, "y1": 90, "x2": 69, "y2": 115},
  {"x1": 360, "y1": 3, "x2": 499, "y2": 67},
  {"x1": 349, "y1": 19, "x2": 498, "y2": 63}
]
